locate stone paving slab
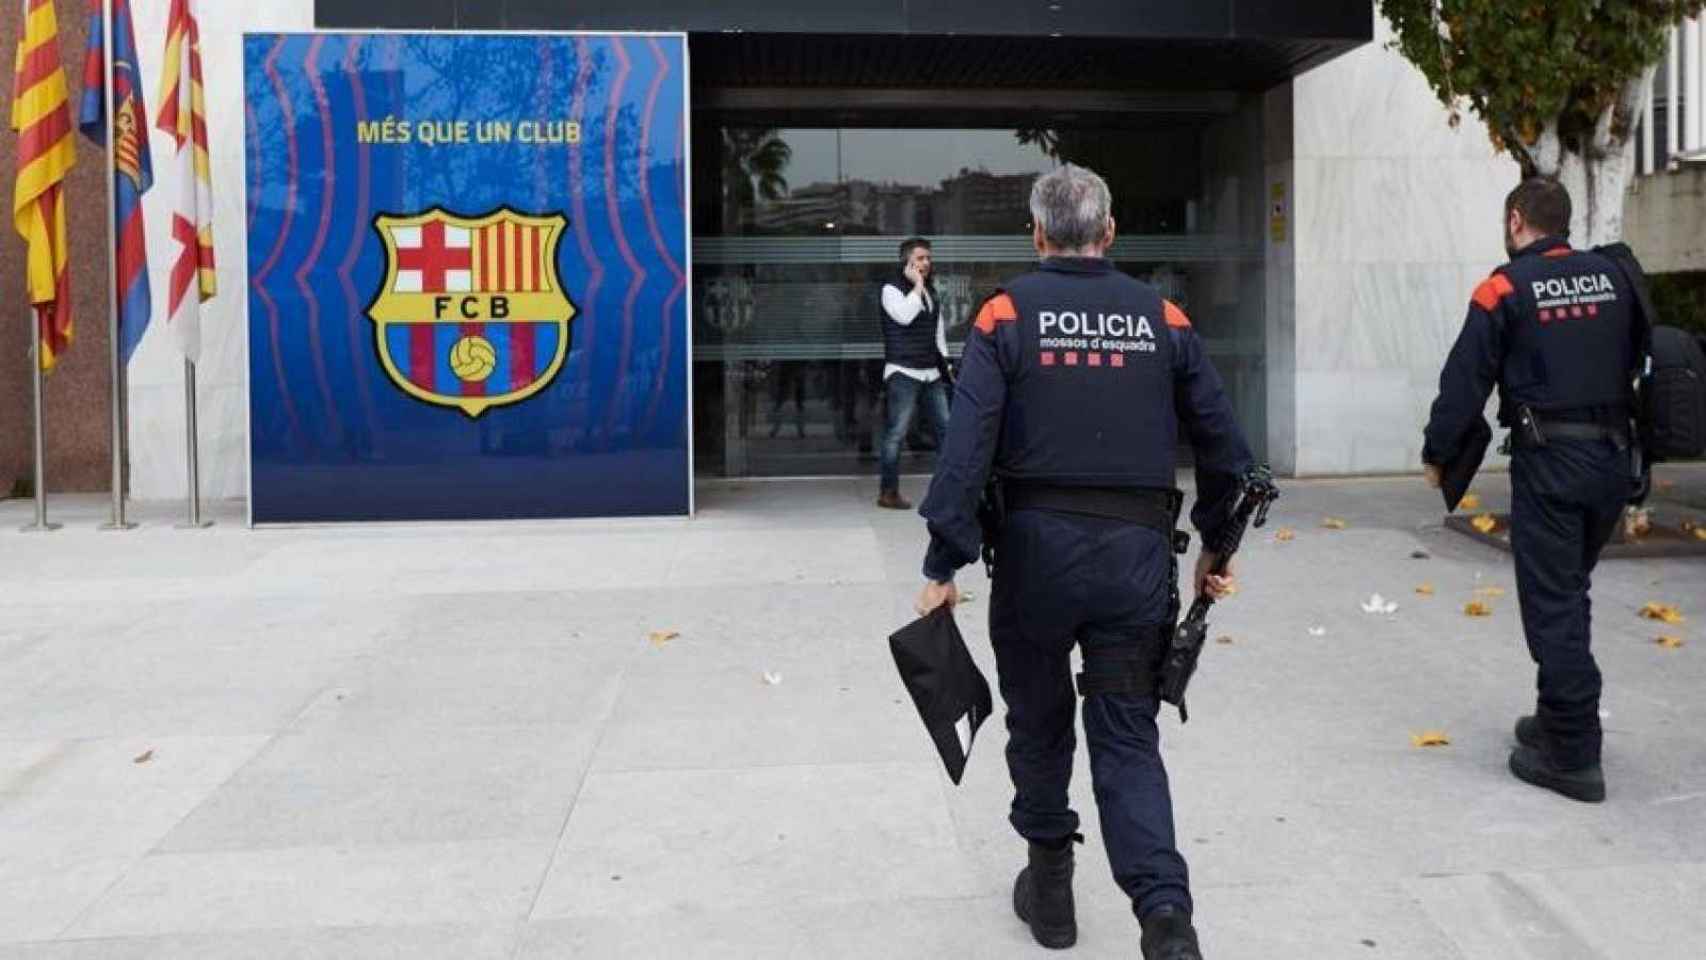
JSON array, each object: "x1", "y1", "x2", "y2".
[{"x1": 1, "y1": 470, "x2": 1703, "y2": 957}]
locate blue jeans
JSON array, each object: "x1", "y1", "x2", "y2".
[{"x1": 880, "y1": 374, "x2": 951, "y2": 494}]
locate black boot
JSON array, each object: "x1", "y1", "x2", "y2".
[
  {"x1": 1514, "y1": 715, "x2": 1542, "y2": 749},
  {"x1": 1509, "y1": 745, "x2": 1605, "y2": 803},
  {"x1": 1140, "y1": 905, "x2": 1202, "y2": 960},
  {"x1": 1013, "y1": 838, "x2": 1077, "y2": 949}
]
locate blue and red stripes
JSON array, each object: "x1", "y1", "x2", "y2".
[{"x1": 387, "y1": 322, "x2": 558, "y2": 398}]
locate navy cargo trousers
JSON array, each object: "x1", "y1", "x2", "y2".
[
  {"x1": 1510, "y1": 438, "x2": 1630, "y2": 770},
  {"x1": 988, "y1": 507, "x2": 1191, "y2": 920}
]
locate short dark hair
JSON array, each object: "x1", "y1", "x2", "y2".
[
  {"x1": 1506, "y1": 177, "x2": 1572, "y2": 237},
  {"x1": 898, "y1": 237, "x2": 931, "y2": 262}
]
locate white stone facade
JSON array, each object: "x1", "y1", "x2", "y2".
[{"x1": 1275, "y1": 16, "x2": 1521, "y2": 476}]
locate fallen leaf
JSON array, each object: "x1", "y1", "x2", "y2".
[
  {"x1": 1215, "y1": 635, "x2": 1235, "y2": 645},
  {"x1": 1473, "y1": 586, "x2": 1507, "y2": 599},
  {"x1": 1640, "y1": 602, "x2": 1686, "y2": 625},
  {"x1": 1470, "y1": 514, "x2": 1498, "y2": 534},
  {"x1": 1464, "y1": 601, "x2": 1494, "y2": 617},
  {"x1": 1657, "y1": 479, "x2": 1676, "y2": 492},
  {"x1": 1625, "y1": 507, "x2": 1653, "y2": 539},
  {"x1": 1360, "y1": 593, "x2": 1399, "y2": 615},
  {"x1": 1321, "y1": 517, "x2": 1349, "y2": 530},
  {"x1": 132, "y1": 750, "x2": 154, "y2": 764},
  {"x1": 1410, "y1": 731, "x2": 1451, "y2": 748},
  {"x1": 1694, "y1": 528, "x2": 1706, "y2": 543},
  {"x1": 1307, "y1": 626, "x2": 1327, "y2": 637},
  {"x1": 648, "y1": 629, "x2": 680, "y2": 648},
  {"x1": 1411, "y1": 549, "x2": 1432, "y2": 560},
  {"x1": 1656, "y1": 635, "x2": 1684, "y2": 649},
  {"x1": 1275, "y1": 527, "x2": 1297, "y2": 542},
  {"x1": 762, "y1": 671, "x2": 784, "y2": 686},
  {"x1": 1415, "y1": 583, "x2": 1436, "y2": 596},
  {"x1": 1459, "y1": 494, "x2": 1482, "y2": 510}
]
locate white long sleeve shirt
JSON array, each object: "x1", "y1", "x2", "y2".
[{"x1": 880, "y1": 282, "x2": 948, "y2": 383}]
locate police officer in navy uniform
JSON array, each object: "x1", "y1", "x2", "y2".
[
  {"x1": 1423, "y1": 177, "x2": 1642, "y2": 804},
  {"x1": 914, "y1": 165, "x2": 1252, "y2": 959}
]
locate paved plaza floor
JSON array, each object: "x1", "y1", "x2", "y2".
[{"x1": 2, "y1": 467, "x2": 1704, "y2": 958}]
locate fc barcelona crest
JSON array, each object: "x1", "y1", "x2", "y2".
[{"x1": 368, "y1": 208, "x2": 576, "y2": 417}]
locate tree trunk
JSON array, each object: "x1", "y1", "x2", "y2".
[{"x1": 1525, "y1": 70, "x2": 1655, "y2": 247}]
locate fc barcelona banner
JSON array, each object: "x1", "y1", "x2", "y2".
[{"x1": 244, "y1": 33, "x2": 690, "y2": 523}]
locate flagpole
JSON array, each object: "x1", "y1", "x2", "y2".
[
  {"x1": 97, "y1": 0, "x2": 134, "y2": 531},
  {"x1": 177, "y1": 358, "x2": 210, "y2": 527},
  {"x1": 19, "y1": 310, "x2": 60, "y2": 533}
]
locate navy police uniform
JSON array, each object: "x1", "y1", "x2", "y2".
[
  {"x1": 919, "y1": 257, "x2": 1252, "y2": 919},
  {"x1": 1424, "y1": 236, "x2": 1641, "y2": 772}
]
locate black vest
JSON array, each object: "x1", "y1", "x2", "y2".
[
  {"x1": 880, "y1": 276, "x2": 942, "y2": 370},
  {"x1": 995, "y1": 258, "x2": 1177, "y2": 490},
  {"x1": 1496, "y1": 239, "x2": 1637, "y2": 422}
]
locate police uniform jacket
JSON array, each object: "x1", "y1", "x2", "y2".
[
  {"x1": 919, "y1": 257, "x2": 1254, "y2": 581},
  {"x1": 1424, "y1": 236, "x2": 1643, "y2": 465}
]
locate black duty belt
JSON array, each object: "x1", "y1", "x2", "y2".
[
  {"x1": 1545, "y1": 422, "x2": 1631, "y2": 443},
  {"x1": 1003, "y1": 484, "x2": 1175, "y2": 532},
  {"x1": 1511, "y1": 418, "x2": 1632, "y2": 450}
]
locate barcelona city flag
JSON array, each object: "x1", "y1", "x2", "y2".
[
  {"x1": 78, "y1": 0, "x2": 152, "y2": 364},
  {"x1": 11, "y1": 0, "x2": 77, "y2": 371},
  {"x1": 156, "y1": 0, "x2": 214, "y2": 362}
]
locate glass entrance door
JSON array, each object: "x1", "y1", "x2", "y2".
[{"x1": 692, "y1": 116, "x2": 1267, "y2": 478}]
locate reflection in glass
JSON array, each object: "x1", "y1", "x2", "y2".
[{"x1": 694, "y1": 114, "x2": 1268, "y2": 479}]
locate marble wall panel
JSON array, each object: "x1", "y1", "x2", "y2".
[{"x1": 1285, "y1": 11, "x2": 1521, "y2": 475}]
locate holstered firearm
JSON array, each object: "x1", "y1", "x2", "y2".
[
  {"x1": 1157, "y1": 465, "x2": 1280, "y2": 722},
  {"x1": 977, "y1": 475, "x2": 1005, "y2": 578}
]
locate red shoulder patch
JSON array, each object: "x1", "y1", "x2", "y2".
[
  {"x1": 1162, "y1": 300, "x2": 1191, "y2": 329},
  {"x1": 1471, "y1": 274, "x2": 1516, "y2": 311},
  {"x1": 1543, "y1": 246, "x2": 1575, "y2": 259},
  {"x1": 974, "y1": 293, "x2": 1018, "y2": 334}
]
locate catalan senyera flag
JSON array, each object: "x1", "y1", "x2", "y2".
[
  {"x1": 11, "y1": 0, "x2": 77, "y2": 371},
  {"x1": 156, "y1": 0, "x2": 214, "y2": 362},
  {"x1": 78, "y1": 0, "x2": 152, "y2": 365}
]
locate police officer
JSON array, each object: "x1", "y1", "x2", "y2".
[
  {"x1": 913, "y1": 165, "x2": 1253, "y2": 958},
  {"x1": 1423, "y1": 177, "x2": 1642, "y2": 804}
]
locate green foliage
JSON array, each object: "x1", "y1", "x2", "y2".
[
  {"x1": 1380, "y1": 1, "x2": 1705, "y2": 171},
  {"x1": 1651, "y1": 270, "x2": 1706, "y2": 335}
]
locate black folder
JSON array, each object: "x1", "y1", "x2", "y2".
[
  {"x1": 889, "y1": 606, "x2": 993, "y2": 785},
  {"x1": 1442, "y1": 416, "x2": 1493, "y2": 513}
]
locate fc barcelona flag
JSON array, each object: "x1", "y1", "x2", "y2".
[
  {"x1": 11, "y1": 0, "x2": 77, "y2": 370},
  {"x1": 78, "y1": 0, "x2": 152, "y2": 364}
]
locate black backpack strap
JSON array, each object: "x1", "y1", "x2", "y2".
[
  {"x1": 1594, "y1": 243, "x2": 1658, "y2": 499},
  {"x1": 1594, "y1": 243, "x2": 1658, "y2": 356}
]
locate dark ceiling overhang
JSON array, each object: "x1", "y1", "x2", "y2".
[{"x1": 316, "y1": 1, "x2": 1372, "y2": 91}]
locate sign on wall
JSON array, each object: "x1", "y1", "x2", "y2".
[{"x1": 244, "y1": 33, "x2": 690, "y2": 523}]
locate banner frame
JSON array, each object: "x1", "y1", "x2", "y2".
[{"x1": 239, "y1": 28, "x2": 695, "y2": 527}]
